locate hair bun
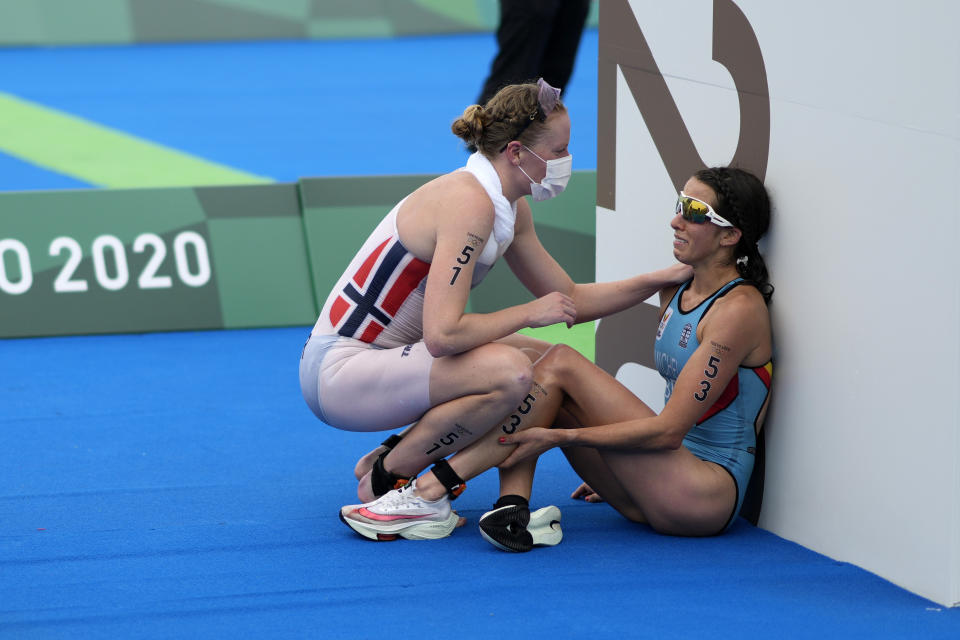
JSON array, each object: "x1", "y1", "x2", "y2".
[{"x1": 451, "y1": 104, "x2": 489, "y2": 146}]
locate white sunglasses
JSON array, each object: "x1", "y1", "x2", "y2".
[{"x1": 676, "y1": 192, "x2": 733, "y2": 228}]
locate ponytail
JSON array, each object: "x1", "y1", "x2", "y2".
[
  {"x1": 735, "y1": 244, "x2": 773, "y2": 303},
  {"x1": 695, "y1": 166, "x2": 774, "y2": 304}
]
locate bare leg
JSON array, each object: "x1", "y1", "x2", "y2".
[
  {"x1": 497, "y1": 456, "x2": 537, "y2": 499},
  {"x1": 525, "y1": 345, "x2": 736, "y2": 535},
  {"x1": 414, "y1": 344, "x2": 735, "y2": 535},
  {"x1": 357, "y1": 341, "x2": 536, "y2": 501},
  {"x1": 496, "y1": 331, "x2": 553, "y2": 359},
  {"x1": 492, "y1": 333, "x2": 550, "y2": 502},
  {"x1": 412, "y1": 368, "x2": 567, "y2": 502},
  {"x1": 352, "y1": 333, "x2": 552, "y2": 482},
  {"x1": 561, "y1": 446, "x2": 646, "y2": 521},
  {"x1": 489, "y1": 389, "x2": 583, "y2": 502},
  {"x1": 353, "y1": 424, "x2": 414, "y2": 480}
]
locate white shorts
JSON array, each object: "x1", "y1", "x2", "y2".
[{"x1": 299, "y1": 333, "x2": 434, "y2": 432}]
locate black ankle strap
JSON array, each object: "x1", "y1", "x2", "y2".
[
  {"x1": 371, "y1": 451, "x2": 410, "y2": 497},
  {"x1": 430, "y1": 459, "x2": 466, "y2": 500},
  {"x1": 380, "y1": 433, "x2": 403, "y2": 449},
  {"x1": 493, "y1": 494, "x2": 529, "y2": 510}
]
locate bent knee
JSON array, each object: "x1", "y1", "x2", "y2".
[
  {"x1": 474, "y1": 343, "x2": 535, "y2": 399},
  {"x1": 535, "y1": 343, "x2": 587, "y2": 384},
  {"x1": 497, "y1": 349, "x2": 535, "y2": 402}
]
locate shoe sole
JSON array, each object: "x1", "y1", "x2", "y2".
[
  {"x1": 479, "y1": 505, "x2": 562, "y2": 552},
  {"x1": 339, "y1": 509, "x2": 460, "y2": 542}
]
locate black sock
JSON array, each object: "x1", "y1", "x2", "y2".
[{"x1": 493, "y1": 494, "x2": 529, "y2": 510}]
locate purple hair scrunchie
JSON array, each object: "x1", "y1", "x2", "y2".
[{"x1": 537, "y1": 78, "x2": 561, "y2": 116}]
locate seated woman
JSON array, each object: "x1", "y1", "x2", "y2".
[{"x1": 339, "y1": 166, "x2": 773, "y2": 548}]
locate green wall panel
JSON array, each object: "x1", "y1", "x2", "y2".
[
  {"x1": 0, "y1": 183, "x2": 315, "y2": 337},
  {"x1": 207, "y1": 217, "x2": 316, "y2": 327},
  {"x1": 196, "y1": 182, "x2": 316, "y2": 328},
  {"x1": 0, "y1": 221, "x2": 224, "y2": 337},
  {"x1": 0, "y1": 188, "x2": 205, "y2": 273}
]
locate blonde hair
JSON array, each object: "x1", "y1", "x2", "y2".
[{"x1": 451, "y1": 82, "x2": 566, "y2": 157}]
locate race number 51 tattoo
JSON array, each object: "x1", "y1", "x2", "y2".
[
  {"x1": 449, "y1": 233, "x2": 484, "y2": 285},
  {"x1": 449, "y1": 245, "x2": 474, "y2": 285},
  {"x1": 694, "y1": 355, "x2": 721, "y2": 402}
]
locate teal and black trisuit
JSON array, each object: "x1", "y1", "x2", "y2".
[{"x1": 654, "y1": 278, "x2": 773, "y2": 530}]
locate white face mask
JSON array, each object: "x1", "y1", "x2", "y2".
[{"x1": 518, "y1": 145, "x2": 573, "y2": 201}]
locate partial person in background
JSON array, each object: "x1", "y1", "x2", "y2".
[
  {"x1": 301, "y1": 78, "x2": 690, "y2": 541},
  {"x1": 477, "y1": 0, "x2": 592, "y2": 106},
  {"x1": 340, "y1": 166, "x2": 773, "y2": 550}
]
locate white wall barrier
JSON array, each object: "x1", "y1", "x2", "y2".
[{"x1": 595, "y1": 0, "x2": 959, "y2": 607}]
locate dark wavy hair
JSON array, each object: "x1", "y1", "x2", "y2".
[{"x1": 694, "y1": 166, "x2": 774, "y2": 303}]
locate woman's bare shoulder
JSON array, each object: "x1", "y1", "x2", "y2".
[
  {"x1": 406, "y1": 170, "x2": 492, "y2": 215},
  {"x1": 701, "y1": 283, "x2": 771, "y2": 362}
]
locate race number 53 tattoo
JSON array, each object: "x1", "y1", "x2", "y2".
[
  {"x1": 500, "y1": 393, "x2": 536, "y2": 434},
  {"x1": 694, "y1": 355, "x2": 721, "y2": 402}
]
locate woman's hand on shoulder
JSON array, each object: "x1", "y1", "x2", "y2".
[
  {"x1": 656, "y1": 263, "x2": 693, "y2": 310},
  {"x1": 661, "y1": 262, "x2": 694, "y2": 285}
]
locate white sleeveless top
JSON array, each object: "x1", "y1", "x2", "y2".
[{"x1": 311, "y1": 152, "x2": 519, "y2": 349}]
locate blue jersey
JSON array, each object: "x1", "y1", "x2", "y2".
[{"x1": 654, "y1": 278, "x2": 773, "y2": 529}]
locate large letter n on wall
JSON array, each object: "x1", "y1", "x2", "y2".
[{"x1": 596, "y1": 0, "x2": 770, "y2": 209}]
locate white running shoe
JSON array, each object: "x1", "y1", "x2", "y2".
[
  {"x1": 339, "y1": 479, "x2": 460, "y2": 541},
  {"x1": 479, "y1": 504, "x2": 562, "y2": 552}
]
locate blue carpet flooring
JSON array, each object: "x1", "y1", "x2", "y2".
[{"x1": 3, "y1": 328, "x2": 958, "y2": 638}]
